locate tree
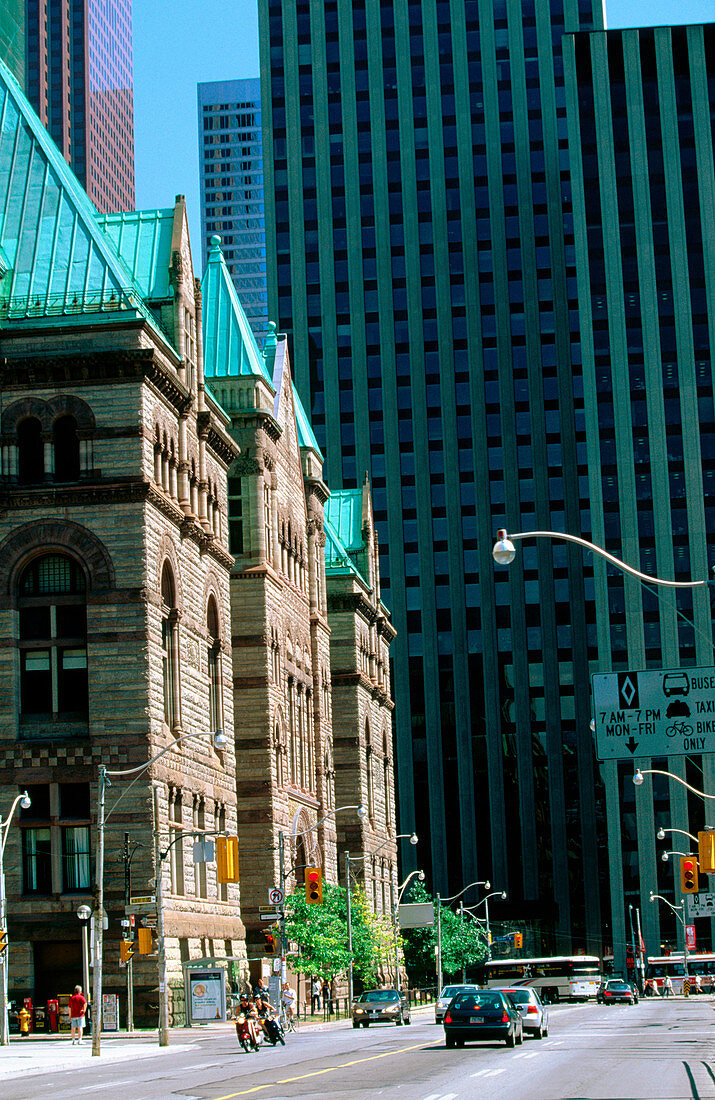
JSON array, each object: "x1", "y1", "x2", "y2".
[
  {"x1": 283, "y1": 882, "x2": 393, "y2": 985},
  {"x1": 400, "y1": 881, "x2": 487, "y2": 986}
]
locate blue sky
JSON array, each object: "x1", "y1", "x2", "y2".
[{"x1": 132, "y1": 0, "x2": 714, "y2": 266}]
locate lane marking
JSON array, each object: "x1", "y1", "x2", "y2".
[{"x1": 211, "y1": 1039, "x2": 443, "y2": 1099}]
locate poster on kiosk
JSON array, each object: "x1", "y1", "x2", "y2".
[{"x1": 187, "y1": 969, "x2": 225, "y2": 1023}]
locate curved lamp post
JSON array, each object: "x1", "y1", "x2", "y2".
[
  {"x1": 0, "y1": 791, "x2": 31, "y2": 1046},
  {"x1": 650, "y1": 891, "x2": 689, "y2": 977},
  {"x1": 657, "y1": 827, "x2": 697, "y2": 843},
  {"x1": 661, "y1": 850, "x2": 692, "y2": 862},
  {"x1": 93, "y1": 729, "x2": 226, "y2": 1056},
  {"x1": 464, "y1": 891, "x2": 508, "y2": 962},
  {"x1": 345, "y1": 832, "x2": 418, "y2": 1003},
  {"x1": 434, "y1": 880, "x2": 490, "y2": 990},
  {"x1": 493, "y1": 530, "x2": 714, "y2": 588},
  {"x1": 392, "y1": 869, "x2": 424, "y2": 993},
  {"x1": 634, "y1": 768, "x2": 715, "y2": 801}
]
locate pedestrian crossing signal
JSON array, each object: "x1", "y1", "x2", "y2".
[
  {"x1": 264, "y1": 932, "x2": 276, "y2": 955},
  {"x1": 120, "y1": 940, "x2": 135, "y2": 963},
  {"x1": 305, "y1": 866, "x2": 323, "y2": 904},
  {"x1": 137, "y1": 927, "x2": 153, "y2": 954},
  {"x1": 216, "y1": 835, "x2": 240, "y2": 883},
  {"x1": 698, "y1": 831, "x2": 715, "y2": 875}
]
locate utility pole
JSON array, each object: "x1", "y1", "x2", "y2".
[
  {"x1": 436, "y1": 894, "x2": 442, "y2": 992},
  {"x1": 346, "y1": 852, "x2": 353, "y2": 1008},
  {"x1": 460, "y1": 901, "x2": 465, "y2": 982},
  {"x1": 154, "y1": 785, "x2": 169, "y2": 1046},
  {"x1": 278, "y1": 832, "x2": 287, "y2": 987}
]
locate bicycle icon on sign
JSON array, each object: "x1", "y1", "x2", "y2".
[{"x1": 666, "y1": 721, "x2": 693, "y2": 738}]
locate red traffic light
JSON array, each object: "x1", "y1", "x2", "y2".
[
  {"x1": 305, "y1": 866, "x2": 323, "y2": 903},
  {"x1": 681, "y1": 856, "x2": 699, "y2": 894}
]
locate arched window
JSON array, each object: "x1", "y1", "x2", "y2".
[
  {"x1": 19, "y1": 553, "x2": 87, "y2": 724},
  {"x1": 207, "y1": 596, "x2": 222, "y2": 732},
  {"x1": 366, "y1": 722, "x2": 375, "y2": 822},
  {"x1": 383, "y1": 731, "x2": 392, "y2": 832},
  {"x1": 53, "y1": 415, "x2": 80, "y2": 482},
  {"x1": 18, "y1": 417, "x2": 44, "y2": 484},
  {"x1": 161, "y1": 563, "x2": 181, "y2": 731}
]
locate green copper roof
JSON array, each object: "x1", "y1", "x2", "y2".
[
  {"x1": 201, "y1": 234, "x2": 273, "y2": 385},
  {"x1": 323, "y1": 513, "x2": 364, "y2": 580},
  {"x1": 96, "y1": 209, "x2": 174, "y2": 300},
  {"x1": 292, "y1": 383, "x2": 324, "y2": 460},
  {"x1": 0, "y1": 59, "x2": 167, "y2": 341},
  {"x1": 324, "y1": 489, "x2": 364, "y2": 552}
]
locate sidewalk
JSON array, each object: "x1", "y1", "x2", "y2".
[{"x1": 0, "y1": 1005, "x2": 436, "y2": 1080}]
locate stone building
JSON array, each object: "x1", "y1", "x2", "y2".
[
  {"x1": 0, "y1": 63, "x2": 245, "y2": 1024},
  {"x1": 203, "y1": 237, "x2": 397, "y2": 963}
]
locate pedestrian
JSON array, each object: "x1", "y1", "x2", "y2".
[
  {"x1": 692, "y1": 974, "x2": 701, "y2": 995},
  {"x1": 282, "y1": 981, "x2": 296, "y2": 1027},
  {"x1": 663, "y1": 974, "x2": 673, "y2": 997},
  {"x1": 311, "y1": 976, "x2": 321, "y2": 1014},
  {"x1": 322, "y1": 978, "x2": 332, "y2": 1015},
  {"x1": 69, "y1": 984, "x2": 88, "y2": 1044},
  {"x1": 17, "y1": 1005, "x2": 31, "y2": 1036},
  {"x1": 253, "y1": 976, "x2": 266, "y2": 999}
]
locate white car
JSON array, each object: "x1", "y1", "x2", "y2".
[
  {"x1": 497, "y1": 987, "x2": 549, "y2": 1039},
  {"x1": 435, "y1": 984, "x2": 480, "y2": 1024}
]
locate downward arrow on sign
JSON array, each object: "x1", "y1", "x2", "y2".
[{"x1": 625, "y1": 737, "x2": 639, "y2": 754}]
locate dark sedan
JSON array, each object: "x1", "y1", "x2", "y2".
[
  {"x1": 444, "y1": 989, "x2": 523, "y2": 1048},
  {"x1": 352, "y1": 988, "x2": 411, "y2": 1027},
  {"x1": 597, "y1": 979, "x2": 637, "y2": 1005}
]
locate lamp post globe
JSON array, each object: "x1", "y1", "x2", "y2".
[
  {"x1": 77, "y1": 905, "x2": 91, "y2": 921},
  {"x1": 492, "y1": 530, "x2": 516, "y2": 565},
  {"x1": 19, "y1": 792, "x2": 31, "y2": 811},
  {"x1": 212, "y1": 728, "x2": 227, "y2": 748},
  {"x1": 633, "y1": 770, "x2": 644, "y2": 786},
  {"x1": 409, "y1": 833, "x2": 418, "y2": 846},
  {"x1": 484, "y1": 881, "x2": 491, "y2": 891},
  {"x1": 657, "y1": 828, "x2": 666, "y2": 840}
]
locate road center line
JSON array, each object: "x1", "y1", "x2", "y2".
[{"x1": 211, "y1": 1039, "x2": 444, "y2": 1099}]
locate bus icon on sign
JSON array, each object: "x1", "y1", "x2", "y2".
[{"x1": 663, "y1": 672, "x2": 689, "y2": 697}]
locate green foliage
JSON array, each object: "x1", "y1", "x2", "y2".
[
  {"x1": 283, "y1": 882, "x2": 396, "y2": 985},
  {"x1": 400, "y1": 881, "x2": 487, "y2": 985}
]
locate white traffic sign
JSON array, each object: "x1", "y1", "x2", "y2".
[
  {"x1": 260, "y1": 911, "x2": 280, "y2": 922},
  {"x1": 687, "y1": 892, "x2": 715, "y2": 919},
  {"x1": 592, "y1": 665, "x2": 715, "y2": 761},
  {"x1": 268, "y1": 887, "x2": 284, "y2": 905}
]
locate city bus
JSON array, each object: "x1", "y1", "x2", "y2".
[
  {"x1": 477, "y1": 956, "x2": 601, "y2": 1002},
  {"x1": 646, "y1": 953, "x2": 715, "y2": 995}
]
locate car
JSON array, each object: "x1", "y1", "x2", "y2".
[
  {"x1": 435, "y1": 984, "x2": 480, "y2": 1024},
  {"x1": 597, "y1": 978, "x2": 637, "y2": 1005},
  {"x1": 352, "y1": 988, "x2": 411, "y2": 1027},
  {"x1": 443, "y1": 988, "x2": 523, "y2": 1048},
  {"x1": 495, "y1": 987, "x2": 549, "y2": 1039}
]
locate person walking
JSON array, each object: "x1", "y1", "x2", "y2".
[
  {"x1": 69, "y1": 985, "x2": 88, "y2": 1044},
  {"x1": 663, "y1": 974, "x2": 673, "y2": 998},
  {"x1": 281, "y1": 981, "x2": 296, "y2": 1030},
  {"x1": 311, "y1": 977, "x2": 321, "y2": 1014}
]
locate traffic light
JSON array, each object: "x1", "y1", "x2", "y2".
[
  {"x1": 120, "y1": 940, "x2": 135, "y2": 963},
  {"x1": 264, "y1": 932, "x2": 276, "y2": 956},
  {"x1": 0, "y1": 930, "x2": 7, "y2": 955},
  {"x1": 699, "y1": 830, "x2": 715, "y2": 874},
  {"x1": 305, "y1": 866, "x2": 323, "y2": 904},
  {"x1": 681, "y1": 856, "x2": 699, "y2": 894},
  {"x1": 137, "y1": 927, "x2": 153, "y2": 954},
  {"x1": 216, "y1": 835, "x2": 240, "y2": 883},
  {"x1": 514, "y1": 932, "x2": 523, "y2": 949}
]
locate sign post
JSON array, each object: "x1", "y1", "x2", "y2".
[{"x1": 592, "y1": 665, "x2": 715, "y2": 761}]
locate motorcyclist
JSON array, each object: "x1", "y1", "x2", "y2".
[
  {"x1": 235, "y1": 993, "x2": 261, "y2": 1049},
  {"x1": 260, "y1": 994, "x2": 285, "y2": 1046}
]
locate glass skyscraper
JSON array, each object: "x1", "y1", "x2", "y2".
[
  {"x1": 565, "y1": 21, "x2": 715, "y2": 970},
  {"x1": 0, "y1": 1, "x2": 24, "y2": 87},
  {"x1": 259, "y1": 0, "x2": 607, "y2": 952},
  {"x1": 198, "y1": 78, "x2": 268, "y2": 338},
  {"x1": 24, "y1": 0, "x2": 134, "y2": 212}
]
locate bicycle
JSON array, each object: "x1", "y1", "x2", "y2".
[
  {"x1": 666, "y1": 721, "x2": 693, "y2": 737},
  {"x1": 279, "y1": 1005, "x2": 297, "y2": 1033}
]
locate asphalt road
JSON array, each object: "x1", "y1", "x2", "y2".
[{"x1": 4, "y1": 999, "x2": 715, "y2": 1100}]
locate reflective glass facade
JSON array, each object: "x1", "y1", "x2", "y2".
[
  {"x1": 25, "y1": 0, "x2": 134, "y2": 212},
  {"x1": 260, "y1": 0, "x2": 607, "y2": 952},
  {"x1": 198, "y1": 78, "x2": 268, "y2": 339},
  {"x1": 566, "y1": 22, "x2": 715, "y2": 969},
  {"x1": 0, "y1": 1, "x2": 25, "y2": 86}
]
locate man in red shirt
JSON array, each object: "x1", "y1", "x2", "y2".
[{"x1": 69, "y1": 985, "x2": 87, "y2": 1045}]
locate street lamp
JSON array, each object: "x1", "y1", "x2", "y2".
[
  {"x1": 392, "y1": 869, "x2": 424, "y2": 993},
  {"x1": 492, "y1": 529, "x2": 714, "y2": 588},
  {"x1": 650, "y1": 892, "x2": 689, "y2": 978},
  {"x1": 657, "y1": 827, "x2": 697, "y2": 843},
  {"x1": 77, "y1": 904, "x2": 92, "y2": 1013},
  {"x1": 93, "y1": 728, "x2": 226, "y2": 1056},
  {"x1": 0, "y1": 791, "x2": 31, "y2": 1046},
  {"x1": 634, "y1": 768, "x2": 715, "y2": 802},
  {"x1": 434, "y1": 880, "x2": 491, "y2": 989},
  {"x1": 345, "y1": 831, "x2": 417, "y2": 1006},
  {"x1": 464, "y1": 891, "x2": 507, "y2": 962},
  {"x1": 661, "y1": 850, "x2": 692, "y2": 862}
]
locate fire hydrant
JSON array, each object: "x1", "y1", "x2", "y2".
[{"x1": 18, "y1": 1007, "x2": 31, "y2": 1035}]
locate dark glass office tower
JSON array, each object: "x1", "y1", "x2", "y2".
[
  {"x1": 0, "y1": 1, "x2": 25, "y2": 86},
  {"x1": 260, "y1": 0, "x2": 607, "y2": 951},
  {"x1": 198, "y1": 78, "x2": 268, "y2": 337},
  {"x1": 25, "y1": 0, "x2": 134, "y2": 211},
  {"x1": 565, "y1": 23, "x2": 715, "y2": 971}
]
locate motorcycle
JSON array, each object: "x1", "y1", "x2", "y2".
[
  {"x1": 261, "y1": 1015, "x2": 286, "y2": 1047},
  {"x1": 235, "y1": 1012, "x2": 260, "y2": 1053}
]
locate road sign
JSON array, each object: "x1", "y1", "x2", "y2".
[
  {"x1": 592, "y1": 665, "x2": 715, "y2": 760},
  {"x1": 268, "y1": 887, "x2": 285, "y2": 905},
  {"x1": 687, "y1": 892, "x2": 715, "y2": 919},
  {"x1": 129, "y1": 896, "x2": 155, "y2": 905},
  {"x1": 260, "y1": 912, "x2": 279, "y2": 922},
  {"x1": 140, "y1": 916, "x2": 158, "y2": 927},
  {"x1": 398, "y1": 902, "x2": 434, "y2": 929}
]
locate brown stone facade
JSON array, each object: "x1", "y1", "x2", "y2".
[{"x1": 0, "y1": 201, "x2": 247, "y2": 1026}]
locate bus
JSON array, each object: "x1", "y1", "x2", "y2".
[
  {"x1": 646, "y1": 953, "x2": 715, "y2": 995},
  {"x1": 477, "y1": 956, "x2": 601, "y2": 1002}
]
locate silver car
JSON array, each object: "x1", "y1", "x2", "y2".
[
  {"x1": 498, "y1": 987, "x2": 549, "y2": 1039},
  {"x1": 435, "y1": 984, "x2": 480, "y2": 1024}
]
